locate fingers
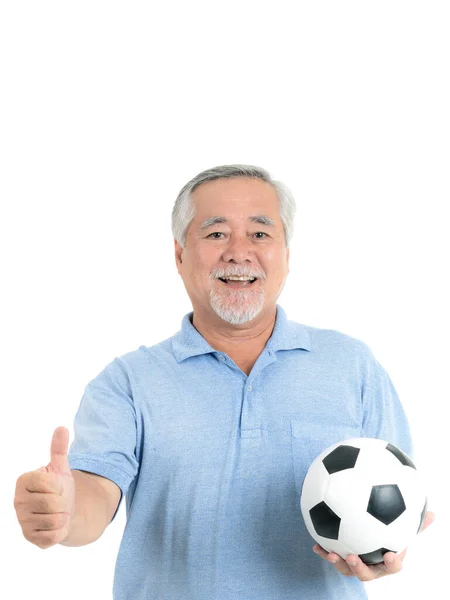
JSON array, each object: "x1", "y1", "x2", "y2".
[
  {"x1": 24, "y1": 525, "x2": 70, "y2": 549},
  {"x1": 14, "y1": 485, "x2": 69, "y2": 523},
  {"x1": 20, "y1": 470, "x2": 64, "y2": 495},
  {"x1": 23, "y1": 491, "x2": 70, "y2": 514},
  {"x1": 312, "y1": 545, "x2": 403, "y2": 581},
  {"x1": 14, "y1": 469, "x2": 70, "y2": 549},
  {"x1": 20, "y1": 511, "x2": 69, "y2": 532},
  {"x1": 14, "y1": 430, "x2": 74, "y2": 550},
  {"x1": 313, "y1": 545, "x2": 353, "y2": 576},
  {"x1": 344, "y1": 552, "x2": 402, "y2": 581}
]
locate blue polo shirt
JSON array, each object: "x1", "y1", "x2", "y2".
[{"x1": 68, "y1": 305, "x2": 412, "y2": 600}]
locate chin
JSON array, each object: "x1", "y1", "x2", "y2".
[{"x1": 209, "y1": 289, "x2": 265, "y2": 325}]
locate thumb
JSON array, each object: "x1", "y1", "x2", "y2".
[{"x1": 50, "y1": 426, "x2": 71, "y2": 475}]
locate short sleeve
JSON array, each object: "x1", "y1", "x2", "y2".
[
  {"x1": 360, "y1": 350, "x2": 414, "y2": 458},
  {"x1": 68, "y1": 357, "x2": 139, "y2": 519}
]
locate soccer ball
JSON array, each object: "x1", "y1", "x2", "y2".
[{"x1": 300, "y1": 438, "x2": 427, "y2": 564}]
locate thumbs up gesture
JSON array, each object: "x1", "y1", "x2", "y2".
[{"x1": 14, "y1": 427, "x2": 76, "y2": 549}]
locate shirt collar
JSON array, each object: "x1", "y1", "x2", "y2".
[{"x1": 172, "y1": 304, "x2": 311, "y2": 363}]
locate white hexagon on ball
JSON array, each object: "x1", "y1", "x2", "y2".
[{"x1": 300, "y1": 438, "x2": 427, "y2": 564}]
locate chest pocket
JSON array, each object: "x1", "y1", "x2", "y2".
[{"x1": 290, "y1": 418, "x2": 360, "y2": 495}]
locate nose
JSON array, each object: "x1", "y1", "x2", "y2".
[{"x1": 221, "y1": 234, "x2": 254, "y2": 263}]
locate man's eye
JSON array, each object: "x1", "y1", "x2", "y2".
[{"x1": 206, "y1": 232, "x2": 268, "y2": 239}]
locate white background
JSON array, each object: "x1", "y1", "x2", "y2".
[{"x1": 1, "y1": 2, "x2": 448, "y2": 598}]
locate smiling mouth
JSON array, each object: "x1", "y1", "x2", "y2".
[{"x1": 218, "y1": 277, "x2": 257, "y2": 284}]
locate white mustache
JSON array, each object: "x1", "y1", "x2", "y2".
[{"x1": 211, "y1": 269, "x2": 266, "y2": 280}]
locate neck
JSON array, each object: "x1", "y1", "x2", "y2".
[{"x1": 191, "y1": 305, "x2": 277, "y2": 354}]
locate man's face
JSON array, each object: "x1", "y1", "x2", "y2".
[{"x1": 175, "y1": 177, "x2": 290, "y2": 325}]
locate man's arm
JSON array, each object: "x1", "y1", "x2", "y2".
[{"x1": 60, "y1": 470, "x2": 121, "y2": 547}]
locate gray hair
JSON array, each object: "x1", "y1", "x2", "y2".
[{"x1": 171, "y1": 164, "x2": 296, "y2": 248}]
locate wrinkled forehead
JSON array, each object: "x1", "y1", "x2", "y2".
[
  {"x1": 195, "y1": 215, "x2": 277, "y2": 238},
  {"x1": 191, "y1": 177, "x2": 281, "y2": 222}
]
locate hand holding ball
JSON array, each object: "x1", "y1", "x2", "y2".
[{"x1": 300, "y1": 438, "x2": 427, "y2": 564}]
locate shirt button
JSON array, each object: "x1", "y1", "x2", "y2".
[
  {"x1": 220, "y1": 355, "x2": 226, "y2": 361},
  {"x1": 247, "y1": 385, "x2": 252, "y2": 392}
]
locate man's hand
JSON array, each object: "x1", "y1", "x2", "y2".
[
  {"x1": 312, "y1": 510, "x2": 435, "y2": 581},
  {"x1": 14, "y1": 427, "x2": 76, "y2": 549}
]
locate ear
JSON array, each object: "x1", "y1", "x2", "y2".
[{"x1": 174, "y1": 239, "x2": 184, "y2": 274}]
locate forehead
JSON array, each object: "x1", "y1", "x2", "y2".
[{"x1": 191, "y1": 177, "x2": 280, "y2": 220}]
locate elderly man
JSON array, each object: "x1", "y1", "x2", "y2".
[{"x1": 15, "y1": 165, "x2": 433, "y2": 599}]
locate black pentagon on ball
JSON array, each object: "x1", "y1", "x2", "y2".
[
  {"x1": 310, "y1": 501, "x2": 341, "y2": 539},
  {"x1": 367, "y1": 484, "x2": 406, "y2": 525},
  {"x1": 386, "y1": 443, "x2": 416, "y2": 469},
  {"x1": 322, "y1": 445, "x2": 360, "y2": 474},
  {"x1": 359, "y1": 547, "x2": 395, "y2": 565}
]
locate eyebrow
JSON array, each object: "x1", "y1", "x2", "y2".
[{"x1": 199, "y1": 215, "x2": 277, "y2": 230}]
